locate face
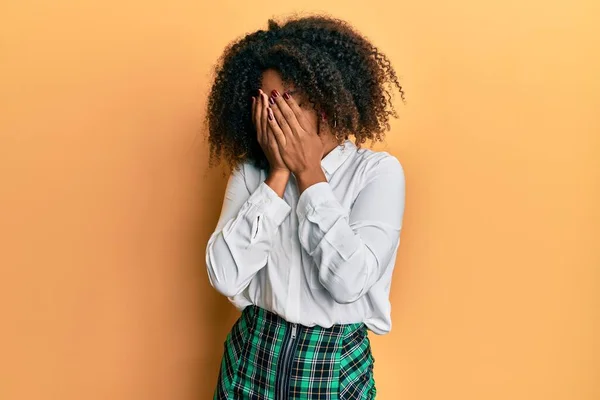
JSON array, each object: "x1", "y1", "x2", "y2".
[{"x1": 260, "y1": 69, "x2": 329, "y2": 141}]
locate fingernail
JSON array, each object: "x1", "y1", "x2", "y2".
[
  {"x1": 258, "y1": 89, "x2": 263, "y2": 95},
  {"x1": 268, "y1": 108, "x2": 274, "y2": 120},
  {"x1": 269, "y1": 97, "x2": 275, "y2": 105},
  {"x1": 271, "y1": 90, "x2": 279, "y2": 98},
  {"x1": 283, "y1": 92, "x2": 290, "y2": 100}
]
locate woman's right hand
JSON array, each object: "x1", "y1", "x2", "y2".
[{"x1": 253, "y1": 89, "x2": 289, "y2": 173}]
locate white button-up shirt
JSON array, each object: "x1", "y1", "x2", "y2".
[{"x1": 205, "y1": 140, "x2": 405, "y2": 334}]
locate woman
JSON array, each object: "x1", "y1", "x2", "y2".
[{"x1": 205, "y1": 15, "x2": 406, "y2": 399}]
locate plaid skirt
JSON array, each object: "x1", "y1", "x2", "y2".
[{"x1": 213, "y1": 306, "x2": 376, "y2": 399}]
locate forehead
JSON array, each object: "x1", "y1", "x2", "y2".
[{"x1": 260, "y1": 69, "x2": 299, "y2": 96}]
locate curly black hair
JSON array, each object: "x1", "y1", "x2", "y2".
[{"x1": 205, "y1": 14, "x2": 404, "y2": 171}]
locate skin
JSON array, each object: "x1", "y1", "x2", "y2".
[{"x1": 251, "y1": 69, "x2": 341, "y2": 197}]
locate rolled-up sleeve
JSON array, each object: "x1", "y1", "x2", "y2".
[
  {"x1": 206, "y1": 165, "x2": 291, "y2": 297},
  {"x1": 296, "y1": 156, "x2": 405, "y2": 304}
]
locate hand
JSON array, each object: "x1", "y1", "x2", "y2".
[
  {"x1": 252, "y1": 89, "x2": 288, "y2": 174},
  {"x1": 266, "y1": 90, "x2": 324, "y2": 178}
]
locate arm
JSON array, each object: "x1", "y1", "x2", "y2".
[
  {"x1": 296, "y1": 156, "x2": 406, "y2": 304},
  {"x1": 206, "y1": 165, "x2": 291, "y2": 297}
]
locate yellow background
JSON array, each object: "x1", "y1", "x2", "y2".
[{"x1": 1, "y1": 0, "x2": 598, "y2": 399}]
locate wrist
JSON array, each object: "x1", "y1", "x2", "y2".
[
  {"x1": 296, "y1": 164, "x2": 323, "y2": 179},
  {"x1": 265, "y1": 169, "x2": 290, "y2": 198},
  {"x1": 268, "y1": 168, "x2": 290, "y2": 178},
  {"x1": 296, "y1": 167, "x2": 326, "y2": 193}
]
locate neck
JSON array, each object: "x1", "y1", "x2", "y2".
[{"x1": 320, "y1": 134, "x2": 344, "y2": 159}]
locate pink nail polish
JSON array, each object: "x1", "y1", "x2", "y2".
[
  {"x1": 283, "y1": 92, "x2": 290, "y2": 100},
  {"x1": 271, "y1": 90, "x2": 279, "y2": 98},
  {"x1": 269, "y1": 97, "x2": 275, "y2": 105}
]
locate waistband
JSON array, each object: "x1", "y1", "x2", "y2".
[{"x1": 242, "y1": 305, "x2": 366, "y2": 337}]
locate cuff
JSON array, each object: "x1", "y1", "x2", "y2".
[
  {"x1": 247, "y1": 182, "x2": 291, "y2": 226},
  {"x1": 296, "y1": 181, "x2": 339, "y2": 221}
]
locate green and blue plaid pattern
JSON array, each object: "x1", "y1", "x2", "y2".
[{"x1": 214, "y1": 306, "x2": 376, "y2": 399}]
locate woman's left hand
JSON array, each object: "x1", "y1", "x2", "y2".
[{"x1": 266, "y1": 90, "x2": 324, "y2": 176}]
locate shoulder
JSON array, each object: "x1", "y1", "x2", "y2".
[
  {"x1": 232, "y1": 161, "x2": 265, "y2": 191},
  {"x1": 353, "y1": 146, "x2": 405, "y2": 183}
]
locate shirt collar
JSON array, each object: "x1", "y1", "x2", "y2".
[{"x1": 321, "y1": 139, "x2": 356, "y2": 176}]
